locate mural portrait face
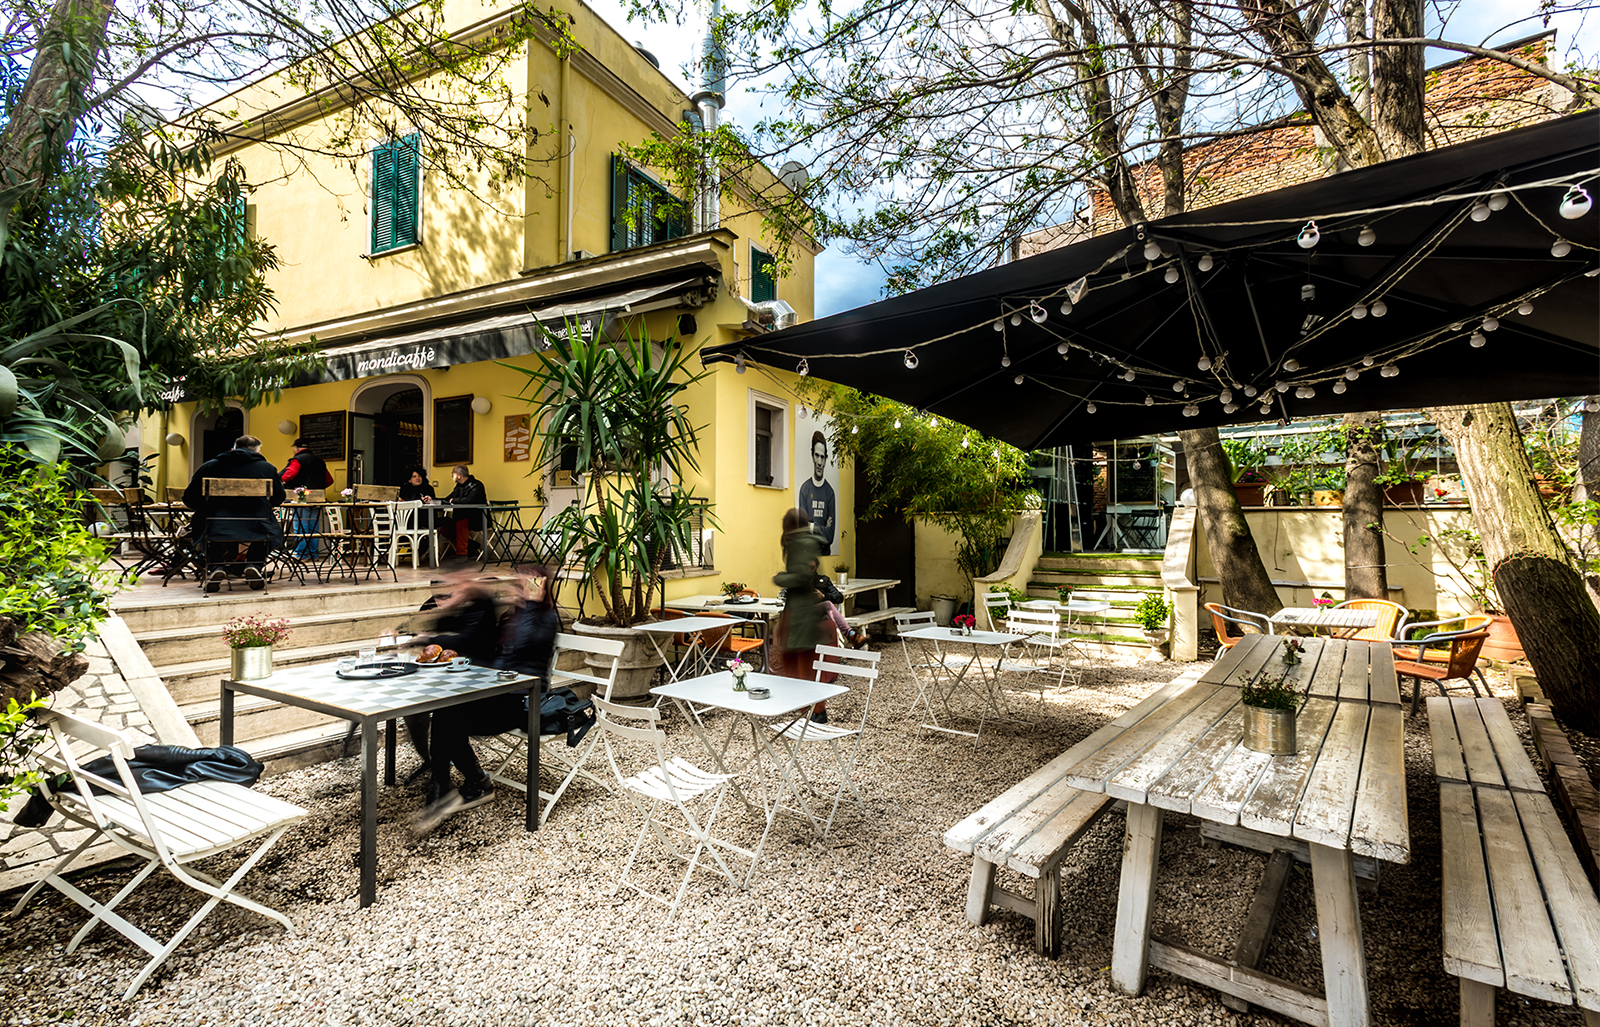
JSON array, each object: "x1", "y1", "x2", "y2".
[{"x1": 795, "y1": 409, "x2": 839, "y2": 555}]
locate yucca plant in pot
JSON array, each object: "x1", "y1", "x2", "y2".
[{"x1": 506, "y1": 321, "x2": 709, "y2": 696}]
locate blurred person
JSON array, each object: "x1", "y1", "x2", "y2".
[{"x1": 773, "y1": 508, "x2": 828, "y2": 720}]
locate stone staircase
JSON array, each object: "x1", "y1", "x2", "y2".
[
  {"x1": 1026, "y1": 552, "x2": 1167, "y2": 648},
  {"x1": 115, "y1": 580, "x2": 448, "y2": 772}
]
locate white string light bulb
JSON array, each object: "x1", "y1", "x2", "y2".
[
  {"x1": 1481, "y1": 317, "x2": 1499, "y2": 332},
  {"x1": 992, "y1": 319, "x2": 1004, "y2": 332},
  {"x1": 1469, "y1": 332, "x2": 1487, "y2": 348},
  {"x1": 1172, "y1": 379, "x2": 1186, "y2": 392},
  {"x1": 1381, "y1": 364, "x2": 1399, "y2": 377},
  {"x1": 1275, "y1": 381, "x2": 1290, "y2": 393},
  {"x1": 1220, "y1": 390, "x2": 1233, "y2": 404},
  {"x1": 1183, "y1": 404, "x2": 1199, "y2": 417},
  {"x1": 1332, "y1": 380, "x2": 1347, "y2": 395},
  {"x1": 1487, "y1": 192, "x2": 1508, "y2": 212},
  {"x1": 1297, "y1": 221, "x2": 1320, "y2": 249},
  {"x1": 1086, "y1": 402, "x2": 1097, "y2": 413},
  {"x1": 1223, "y1": 402, "x2": 1238, "y2": 413},
  {"x1": 1122, "y1": 369, "x2": 1137, "y2": 382},
  {"x1": 1009, "y1": 313, "x2": 1022, "y2": 326},
  {"x1": 1283, "y1": 358, "x2": 1300, "y2": 371},
  {"x1": 1469, "y1": 202, "x2": 1491, "y2": 222},
  {"x1": 1587, "y1": 398, "x2": 1600, "y2": 413},
  {"x1": 1370, "y1": 299, "x2": 1388, "y2": 317},
  {"x1": 1056, "y1": 342, "x2": 1069, "y2": 354},
  {"x1": 1164, "y1": 267, "x2": 1180, "y2": 284},
  {"x1": 1450, "y1": 322, "x2": 1464, "y2": 331},
  {"x1": 903, "y1": 350, "x2": 919, "y2": 369},
  {"x1": 1014, "y1": 375, "x2": 1024, "y2": 385},
  {"x1": 1588, "y1": 267, "x2": 1600, "y2": 277},
  {"x1": 1559, "y1": 185, "x2": 1592, "y2": 220},
  {"x1": 1143, "y1": 241, "x2": 1161, "y2": 260},
  {"x1": 1357, "y1": 226, "x2": 1376, "y2": 247},
  {"x1": 1517, "y1": 301, "x2": 1534, "y2": 315},
  {"x1": 1030, "y1": 303, "x2": 1048, "y2": 323},
  {"x1": 1362, "y1": 354, "x2": 1375, "y2": 366},
  {"x1": 797, "y1": 358, "x2": 809, "y2": 377},
  {"x1": 1259, "y1": 402, "x2": 1273, "y2": 415},
  {"x1": 1060, "y1": 299, "x2": 1073, "y2": 316},
  {"x1": 1000, "y1": 355, "x2": 1011, "y2": 367},
  {"x1": 1197, "y1": 355, "x2": 1212, "y2": 371},
  {"x1": 1552, "y1": 238, "x2": 1573, "y2": 257},
  {"x1": 1296, "y1": 386, "x2": 1315, "y2": 399},
  {"x1": 1143, "y1": 395, "x2": 1155, "y2": 406},
  {"x1": 1345, "y1": 367, "x2": 1360, "y2": 380},
  {"x1": 1352, "y1": 303, "x2": 1368, "y2": 319},
  {"x1": 1197, "y1": 254, "x2": 1214, "y2": 272},
  {"x1": 1243, "y1": 385, "x2": 1258, "y2": 397}
]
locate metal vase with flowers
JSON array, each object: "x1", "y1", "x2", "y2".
[
  {"x1": 1239, "y1": 638, "x2": 1307, "y2": 755},
  {"x1": 222, "y1": 616, "x2": 292, "y2": 681}
]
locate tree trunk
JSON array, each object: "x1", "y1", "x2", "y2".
[
  {"x1": 0, "y1": 617, "x2": 90, "y2": 706},
  {"x1": 0, "y1": 0, "x2": 116, "y2": 187},
  {"x1": 1577, "y1": 398, "x2": 1600, "y2": 610},
  {"x1": 1181, "y1": 427, "x2": 1283, "y2": 616},
  {"x1": 1342, "y1": 0, "x2": 1371, "y2": 122},
  {"x1": 1370, "y1": 0, "x2": 1426, "y2": 157},
  {"x1": 1428, "y1": 403, "x2": 1599, "y2": 735},
  {"x1": 1342, "y1": 413, "x2": 1386, "y2": 598}
]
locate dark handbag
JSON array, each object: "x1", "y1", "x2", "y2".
[
  {"x1": 536, "y1": 687, "x2": 596, "y2": 747},
  {"x1": 816, "y1": 573, "x2": 845, "y2": 606}
]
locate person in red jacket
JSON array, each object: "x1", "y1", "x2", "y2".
[{"x1": 280, "y1": 439, "x2": 332, "y2": 559}]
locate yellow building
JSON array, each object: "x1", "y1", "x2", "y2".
[{"x1": 145, "y1": 0, "x2": 849, "y2": 600}]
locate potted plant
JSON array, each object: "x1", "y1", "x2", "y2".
[
  {"x1": 1238, "y1": 638, "x2": 1307, "y2": 755},
  {"x1": 1376, "y1": 466, "x2": 1428, "y2": 506},
  {"x1": 720, "y1": 581, "x2": 748, "y2": 600},
  {"x1": 1311, "y1": 467, "x2": 1346, "y2": 507},
  {"x1": 1222, "y1": 437, "x2": 1270, "y2": 506},
  {"x1": 222, "y1": 615, "x2": 290, "y2": 681},
  {"x1": 509, "y1": 321, "x2": 710, "y2": 697},
  {"x1": 1135, "y1": 592, "x2": 1172, "y2": 653},
  {"x1": 834, "y1": 562, "x2": 850, "y2": 586}
]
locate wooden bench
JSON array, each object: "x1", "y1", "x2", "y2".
[
  {"x1": 944, "y1": 670, "x2": 1201, "y2": 956},
  {"x1": 1428, "y1": 696, "x2": 1600, "y2": 1027},
  {"x1": 845, "y1": 605, "x2": 917, "y2": 635}
]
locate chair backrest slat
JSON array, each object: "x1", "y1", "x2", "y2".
[
  {"x1": 353, "y1": 483, "x2": 401, "y2": 502},
  {"x1": 203, "y1": 477, "x2": 273, "y2": 498}
]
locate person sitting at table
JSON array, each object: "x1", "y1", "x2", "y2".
[
  {"x1": 279, "y1": 438, "x2": 332, "y2": 560},
  {"x1": 412, "y1": 566, "x2": 560, "y2": 838},
  {"x1": 436, "y1": 464, "x2": 487, "y2": 559},
  {"x1": 399, "y1": 466, "x2": 435, "y2": 503},
  {"x1": 182, "y1": 435, "x2": 286, "y2": 592}
]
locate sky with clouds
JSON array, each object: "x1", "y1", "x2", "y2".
[{"x1": 585, "y1": 0, "x2": 1598, "y2": 318}]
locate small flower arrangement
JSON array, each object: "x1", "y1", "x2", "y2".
[
  {"x1": 292, "y1": 486, "x2": 307, "y2": 500},
  {"x1": 340, "y1": 487, "x2": 354, "y2": 499},
  {"x1": 953, "y1": 614, "x2": 976, "y2": 630},
  {"x1": 1312, "y1": 591, "x2": 1335, "y2": 608},
  {"x1": 720, "y1": 581, "x2": 747, "y2": 598},
  {"x1": 222, "y1": 616, "x2": 291, "y2": 649},
  {"x1": 1239, "y1": 671, "x2": 1301, "y2": 712},
  {"x1": 1280, "y1": 637, "x2": 1306, "y2": 666},
  {"x1": 729, "y1": 656, "x2": 749, "y2": 691},
  {"x1": 1236, "y1": 469, "x2": 1270, "y2": 484}
]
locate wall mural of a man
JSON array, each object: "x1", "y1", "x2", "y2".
[{"x1": 795, "y1": 410, "x2": 839, "y2": 556}]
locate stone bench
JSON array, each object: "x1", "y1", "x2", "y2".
[
  {"x1": 1429, "y1": 696, "x2": 1600, "y2": 1027},
  {"x1": 943, "y1": 672, "x2": 1199, "y2": 956}
]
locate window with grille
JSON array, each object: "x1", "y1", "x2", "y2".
[
  {"x1": 610, "y1": 156, "x2": 689, "y2": 252},
  {"x1": 750, "y1": 245, "x2": 776, "y2": 302},
  {"x1": 371, "y1": 134, "x2": 420, "y2": 254}
]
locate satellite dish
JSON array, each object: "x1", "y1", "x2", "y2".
[{"x1": 778, "y1": 161, "x2": 810, "y2": 193}]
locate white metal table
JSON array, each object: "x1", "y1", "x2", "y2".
[
  {"x1": 898, "y1": 625, "x2": 1027, "y2": 741},
  {"x1": 651, "y1": 671, "x2": 848, "y2": 873},
  {"x1": 1062, "y1": 637, "x2": 1407, "y2": 1027},
  {"x1": 221, "y1": 660, "x2": 541, "y2": 906},
  {"x1": 1268, "y1": 607, "x2": 1380, "y2": 635},
  {"x1": 634, "y1": 616, "x2": 734, "y2": 683},
  {"x1": 835, "y1": 576, "x2": 901, "y2": 614}
]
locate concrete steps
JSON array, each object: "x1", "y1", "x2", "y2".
[{"x1": 1022, "y1": 554, "x2": 1165, "y2": 650}]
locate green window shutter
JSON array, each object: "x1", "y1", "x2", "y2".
[
  {"x1": 751, "y1": 246, "x2": 776, "y2": 303},
  {"x1": 611, "y1": 154, "x2": 689, "y2": 253},
  {"x1": 371, "y1": 134, "x2": 420, "y2": 253},
  {"x1": 611, "y1": 154, "x2": 630, "y2": 251}
]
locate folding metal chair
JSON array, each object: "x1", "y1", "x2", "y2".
[
  {"x1": 595, "y1": 696, "x2": 751, "y2": 917},
  {"x1": 979, "y1": 592, "x2": 1012, "y2": 632},
  {"x1": 766, "y1": 643, "x2": 883, "y2": 837},
  {"x1": 479, "y1": 633, "x2": 625, "y2": 824},
  {"x1": 998, "y1": 608, "x2": 1081, "y2": 712},
  {"x1": 10, "y1": 709, "x2": 306, "y2": 999}
]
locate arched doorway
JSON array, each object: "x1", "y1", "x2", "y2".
[
  {"x1": 350, "y1": 377, "x2": 428, "y2": 486},
  {"x1": 193, "y1": 405, "x2": 245, "y2": 470}
]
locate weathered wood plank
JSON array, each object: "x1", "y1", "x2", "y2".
[
  {"x1": 1513, "y1": 788, "x2": 1600, "y2": 1013},
  {"x1": 1309, "y1": 841, "x2": 1371, "y2": 1027},
  {"x1": 1475, "y1": 698, "x2": 1544, "y2": 794},
  {"x1": 1295, "y1": 702, "x2": 1370, "y2": 850},
  {"x1": 996, "y1": 785, "x2": 1114, "y2": 877},
  {"x1": 965, "y1": 857, "x2": 996, "y2": 925},
  {"x1": 1306, "y1": 639, "x2": 1347, "y2": 702},
  {"x1": 1349, "y1": 706, "x2": 1410, "y2": 864},
  {"x1": 1111, "y1": 802, "x2": 1164, "y2": 996},
  {"x1": 1477, "y1": 786, "x2": 1571, "y2": 1005},
  {"x1": 1367, "y1": 643, "x2": 1399, "y2": 706},
  {"x1": 1149, "y1": 938, "x2": 1330, "y2": 1027},
  {"x1": 1460, "y1": 978, "x2": 1496, "y2": 1027},
  {"x1": 1107, "y1": 687, "x2": 1241, "y2": 803},
  {"x1": 1065, "y1": 683, "x2": 1223, "y2": 793},
  {"x1": 1429, "y1": 696, "x2": 1470, "y2": 786},
  {"x1": 1216, "y1": 633, "x2": 1280, "y2": 687},
  {"x1": 1337, "y1": 641, "x2": 1372, "y2": 703},
  {"x1": 1147, "y1": 705, "x2": 1247, "y2": 813},
  {"x1": 1439, "y1": 782, "x2": 1503, "y2": 988},
  {"x1": 1200, "y1": 822, "x2": 1379, "y2": 881},
  {"x1": 1240, "y1": 697, "x2": 1342, "y2": 839},
  {"x1": 1454, "y1": 701, "x2": 1507, "y2": 791},
  {"x1": 1199, "y1": 637, "x2": 1256, "y2": 684},
  {"x1": 1111, "y1": 671, "x2": 1205, "y2": 728},
  {"x1": 1191, "y1": 744, "x2": 1275, "y2": 825},
  {"x1": 1221, "y1": 848, "x2": 1297, "y2": 1013}
]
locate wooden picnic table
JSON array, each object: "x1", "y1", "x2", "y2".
[{"x1": 1061, "y1": 636, "x2": 1408, "y2": 1027}]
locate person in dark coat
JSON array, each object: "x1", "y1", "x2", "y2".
[
  {"x1": 398, "y1": 466, "x2": 436, "y2": 502},
  {"x1": 412, "y1": 566, "x2": 561, "y2": 838},
  {"x1": 437, "y1": 464, "x2": 487, "y2": 558},
  {"x1": 773, "y1": 507, "x2": 829, "y2": 720},
  {"x1": 280, "y1": 439, "x2": 330, "y2": 559},
  {"x1": 183, "y1": 435, "x2": 286, "y2": 592}
]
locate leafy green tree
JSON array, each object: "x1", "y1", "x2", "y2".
[{"x1": 797, "y1": 381, "x2": 1036, "y2": 593}]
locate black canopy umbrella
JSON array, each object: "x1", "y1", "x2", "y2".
[{"x1": 704, "y1": 112, "x2": 1599, "y2": 449}]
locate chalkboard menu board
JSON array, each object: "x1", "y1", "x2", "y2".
[
  {"x1": 299, "y1": 411, "x2": 346, "y2": 461},
  {"x1": 434, "y1": 395, "x2": 474, "y2": 465}
]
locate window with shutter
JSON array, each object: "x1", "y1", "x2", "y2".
[
  {"x1": 371, "y1": 134, "x2": 420, "y2": 254},
  {"x1": 610, "y1": 155, "x2": 689, "y2": 252},
  {"x1": 750, "y1": 245, "x2": 776, "y2": 303}
]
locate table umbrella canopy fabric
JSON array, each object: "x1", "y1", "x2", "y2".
[{"x1": 703, "y1": 112, "x2": 1599, "y2": 450}]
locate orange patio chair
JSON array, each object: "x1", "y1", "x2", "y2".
[
  {"x1": 1393, "y1": 617, "x2": 1492, "y2": 716},
  {"x1": 694, "y1": 609, "x2": 766, "y2": 667},
  {"x1": 1332, "y1": 598, "x2": 1408, "y2": 642},
  {"x1": 1204, "y1": 603, "x2": 1269, "y2": 657}
]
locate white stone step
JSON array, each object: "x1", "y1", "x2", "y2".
[
  {"x1": 113, "y1": 580, "x2": 447, "y2": 633},
  {"x1": 160, "y1": 636, "x2": 423, "y2": 705},
  {"x1": 139, "y1": 604, "x2": 427, "y2": 666}
]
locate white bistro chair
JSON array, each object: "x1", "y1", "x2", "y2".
[
  {"x1": 767, "y1": 643, "x2": 883, "y2": 837},
  {"x1": 479, "y1": 632, "x2": 626, "y2": 825},
  {"x1": 10, "y1": 709, "x2": 306, "y2": 999},
  {"x1": 980, "y1": 592, "x2": 1012, "y2": 632},
  {"x1": 595, "y1": 697, "x2": 752, "y2": 918},
  {"x1": 389, "y1": 499, "x2": 437, "y2": 569},
  {"x1": 1000, "y1": 608, "x2": 1082, "y2": 710}
]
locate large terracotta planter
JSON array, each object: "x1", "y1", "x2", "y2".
[
  {"x1": 1233, "y1": 482, "x2": 1268, "y2": 506},
  {"x1": 1481, "y1": 614, "x2": 1525, "y2": 663},
  {"x1": 1383, "y1": 481, "x2": 1426, "y2": 506},
  {"x1": 570, "y1": 620, "x2": 667, "y2": 699}
]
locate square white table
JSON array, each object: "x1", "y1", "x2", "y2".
[
  {"x1": 1269, "y1": 607, "x2": 1380, "y2": 635},
  {"x1": 898, "y1": 625, "x2": 1027, "y2": 741},
  {"x1": 651, "y1": 670, "x2": 848, "y2": 872},
  {"x1": 1060, "y1": 639, "x2": 1408, "y2": 1027},
  {"x1": 634, "y1": 616, "x2": 735, "y2": 683}
]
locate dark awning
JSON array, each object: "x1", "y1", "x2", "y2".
[
  {"x1": 314, "y1": 277, "x2": 706, "y2": 383},
  {"x1": 704, "y1": 112, "x2": 1599, "y2": 449}
]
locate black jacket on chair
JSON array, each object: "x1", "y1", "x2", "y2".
[{"x1": 183, "y1": 448, "x2": 286, "y2": 544}]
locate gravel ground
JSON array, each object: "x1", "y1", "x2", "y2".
[{"x1": 2, "y1": 648, "x2": 1591, "y2": 1027}]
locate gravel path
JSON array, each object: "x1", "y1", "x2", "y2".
[{"x1": 2, "y1": 648, "x2": 1590, "y2": 1026}]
